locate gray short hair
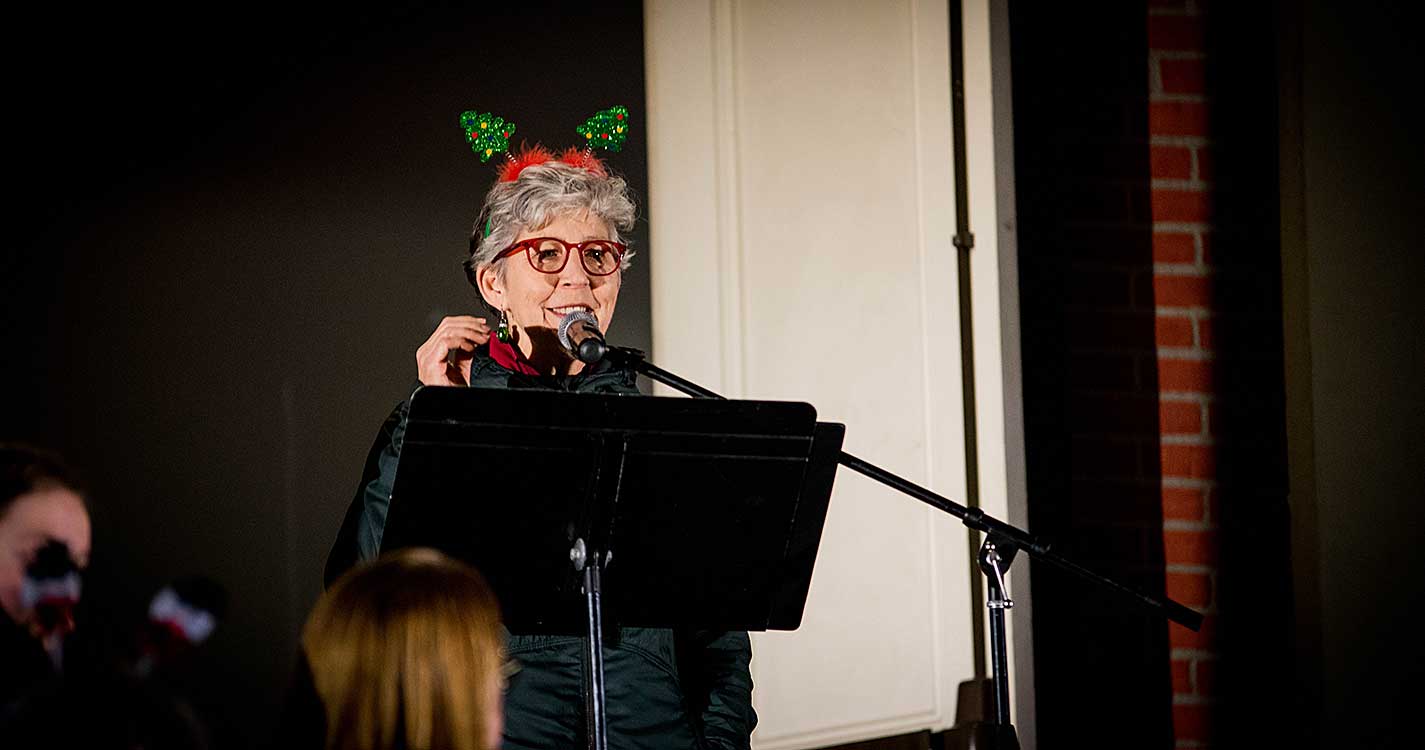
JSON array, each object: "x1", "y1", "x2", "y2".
[{"x1": 464, "y1": 161, "x2": 637, "y2": 290}]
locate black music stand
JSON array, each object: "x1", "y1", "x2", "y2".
[{"x1": 378, "y1": 386, "x2": 845, "y2": 749}]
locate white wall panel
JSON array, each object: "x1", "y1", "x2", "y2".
[{"x1": 646, "y1": 1, "x2": 1024, "y2": 747}]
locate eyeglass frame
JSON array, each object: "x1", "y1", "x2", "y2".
[{"x1": 493, "y1": 237, "x2": 627, "y2": 277}]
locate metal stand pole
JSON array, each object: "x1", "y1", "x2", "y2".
[
  {"x1": 571, "y1": 539, "x2": 608, "y2": 750},
  {"x1": 978, "y1": 537, "x2": 1021, "y2": 749}
]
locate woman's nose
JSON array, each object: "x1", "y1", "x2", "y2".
[{"x1": 558, "y1": 256, "x2": 592, "y2": 286}]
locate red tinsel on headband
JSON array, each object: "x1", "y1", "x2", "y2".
[
  {"x1": 498, "y1": 145, "x2": 608, "y2": 183},
  {"x1": 557, "y1": 147, "x2": 608, "y2": 176}
]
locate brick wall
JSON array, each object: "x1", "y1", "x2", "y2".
[
  {"x1": 1014, "y1": 1, "x2": 1290, "y2": 745},
  {"x1": 1148, "y1": 1, "x2": 1219, "y2": 745},
  {"x1": 1011, "y1": 1, "x2": 1177, "y2": 745}
]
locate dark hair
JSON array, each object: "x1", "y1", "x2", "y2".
[{"x1": 1, "y1": 443, "x2": 88, "y2": 517}]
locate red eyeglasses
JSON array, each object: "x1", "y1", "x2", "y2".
[{"x1": 495, "y1": 237, "x2": 627, "y2": 277}]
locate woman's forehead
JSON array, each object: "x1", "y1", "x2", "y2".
[{"x1": 0, "y1": 486, "x2": 90, "y2": 559}]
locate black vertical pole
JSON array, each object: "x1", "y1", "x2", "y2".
[
  {"x1": 583, "y1": 557, "x2": 608, "y2": 750},
  {"x1": 979, "y1": 539, "x2": 1021, "y2": 750},
  {"x1": 986, "y1": 572, "x2": 1012, "y2": 726},
  {"x1": 948, "y1": 0, "x2": 986, "y2": 679}
]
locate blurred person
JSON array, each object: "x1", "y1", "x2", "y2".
[
  {"x1": 1, "y1": 444, "x2": 214, "y2": 749},
  {"x1": 0, "y1": 443, "x2": 91, "y2": 700},
  {"x1": 301, "y1": 548, "x2": 505, "y2": 750}
]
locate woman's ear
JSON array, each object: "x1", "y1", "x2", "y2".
[{"x1": 476, "y1": 264, "x2": 504, "y2": 311}]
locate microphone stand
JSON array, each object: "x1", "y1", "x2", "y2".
[{"x1": 600, "y1": 345, "x2": 1203, "y2": 747}]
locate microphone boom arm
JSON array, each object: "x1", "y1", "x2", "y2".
[{"x1": 603, "y1": 345, "x2": 1204, "y2": 631}]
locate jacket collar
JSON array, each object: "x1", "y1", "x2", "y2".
[
  {"x1": 488, "y1": 334, "x2": 542, "y2": 376},
  {"x1": 473, "y1": 341, "x2": 636, "y2": 392}
]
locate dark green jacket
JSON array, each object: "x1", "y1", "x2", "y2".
[{"x1": 325, "y1": 345, "x2": 757, "y2": 750}]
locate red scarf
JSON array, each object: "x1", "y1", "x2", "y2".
[{"x1": 488, "y1": 334, "x2": 542, "y2": 376}]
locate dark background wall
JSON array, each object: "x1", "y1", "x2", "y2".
[
  {"x1": 1009, "y1": 3, "x2": 1175, "y2": 747},
  {"x1": 1012, "y1": 0, "x2": 1424, "y2": 747},
  {"x1": 2, "y1": 3, "x2": 650, "y2": 746},
  {"x1": 1291, "y1": 0, "x2": 1425, "y2": 746}
]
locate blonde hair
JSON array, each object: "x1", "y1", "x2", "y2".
[{"x1": 302, "y1": 548, "x2": 504, "y2": 750}]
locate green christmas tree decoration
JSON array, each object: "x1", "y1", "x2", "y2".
[
  {"x1": 460, "y1": 110, "x2": 517, "y2": 162},
  {"x1": 575, "y1": 106, "x2": 630, "y2": 153}
]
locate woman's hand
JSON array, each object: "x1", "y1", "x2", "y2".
[{"x1": 416, "y1": 316, "x2": 491, "y2": 386}]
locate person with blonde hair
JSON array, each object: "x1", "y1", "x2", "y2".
[{"x1": 301, "y1": 548, "x2": 504, "y2": 750}]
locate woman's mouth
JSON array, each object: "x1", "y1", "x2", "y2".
[{"x1": 548, "y1": 305, "x2": 593, "y2": 318}]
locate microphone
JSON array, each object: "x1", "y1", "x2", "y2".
[
  {"x1": 134, "y1": 576, "x2": 227, "y2": 678},
  {"x1": 557, "y1": 310, "x2": 609, "y2": 364}
]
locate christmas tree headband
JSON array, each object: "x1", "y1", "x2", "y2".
[{"x1": 459, "y1": 105, "x2": 630, "y2": 182}]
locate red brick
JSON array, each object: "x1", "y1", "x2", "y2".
[
  {"x1": 1149, "y1": 15, "x2": 1205, "y2": 52},
  {"x1": 1162, "y1": 444, "x2": 1216, "y2": 479},
  {"x1": 1155, "y1": 314, "x2": 1195, "y2": 347},
  {"x1": 1198, "y1": 233, "x2": 1214, "y2": 264},
  {"x1": 1165, "y1": 529, "x2": 1218, "y2": 565},
  {"x1": 1171, "y1": 658, "x2": 1193, "y2": 694},
  {"x1": 1150, "y1": 101, "x2": 1209, "y2": 137},
  {"x1": 1154, "y1": 273, "x2": 1212, "y2": 308},
  {"x1": 1160, "y1": 58, "x2": 1206, "y2": 95},
  {"x1": 1153, "y1": 231, "x2": 1197, "y2": 263},
  {"x1": 1173, "y1": 703, "x2": 1211, "y2": 743},
  {"x1": 1163, "y1": 486, "x2": 1204, "y2": 520},
  {"x1": 1160, "y1": 400, "x2": 1202, "y2": 434},
  {"x1": 1151, "y1": 188, "x2": 1212, "y2": 223},
  {"x1": 1196, "y1": 316, "x2": 1214, "y2": 349},
  {"x1": 1166, "y1": 571, "x2": 1213, "y2": 608},
  {"x1": 1151, "y1": 145, "x2": 1193, "y2": 179},
  {"x1": 1205, "y1": 401, "x2": 1219, "y2": 434},
  {"x1": 1170, "y1": 614, "x2": 1217, "y2": 649},
  {"x1": 1195, "y1": 659, "x2": 1217, "y2": 697},
  {"x1": 1195, "y1": 147, "x2": 1213, "y2": 182},
  {"x1": 1158, "y1": 357, "x2": 1213, "y2": 391}
]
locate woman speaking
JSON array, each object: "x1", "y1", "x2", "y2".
[{"x1": 325, "y1": 120, "x2": 757, "y2": 750}]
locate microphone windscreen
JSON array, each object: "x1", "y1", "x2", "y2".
[
  {"x1": 147, "y1": 576, "x2": 228, "y2": 646},
  {"x1": 557, "y1": 310, "x2": 600, "y2": 354}
]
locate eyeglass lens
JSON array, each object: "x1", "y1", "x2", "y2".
[{"x1": 529, "y1": 240, "x2": 620, "y2": 276}]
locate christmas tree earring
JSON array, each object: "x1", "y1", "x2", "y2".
[{"x1": 496, "y1": 309, "x2": 513, "y2": 344}]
